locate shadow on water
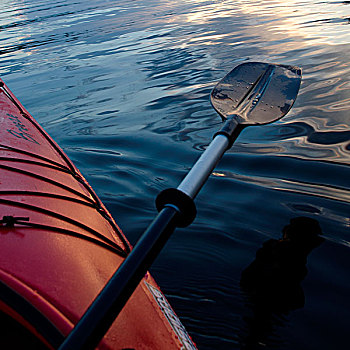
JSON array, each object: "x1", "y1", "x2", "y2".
[{"x1": 239, "y1": 217, "x2": 324, "y2": 349}]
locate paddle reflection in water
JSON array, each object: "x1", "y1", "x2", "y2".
[{"x1": 240, "y1": 217, "x2": 324, "y2": 349}]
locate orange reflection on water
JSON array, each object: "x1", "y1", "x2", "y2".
[{"x1": 181, "y1": 0, "x2": 349, "y2": 45}]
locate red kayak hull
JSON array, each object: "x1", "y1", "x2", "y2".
[{"x1": 0, "y1": 80, "x2": 196, "y2": 349}]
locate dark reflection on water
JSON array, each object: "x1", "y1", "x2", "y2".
[
  {"x1": 1, "y1": 0, "x2": 350, "y2": 349},
  {"x1": 240, "y1": 217, "x2": 324, "y2": 349}
]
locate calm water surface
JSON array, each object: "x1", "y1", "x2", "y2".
[{"x1": 1, "y1": 0, "x2": 349, "y2": 349}]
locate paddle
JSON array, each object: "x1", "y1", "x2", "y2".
[{"x1": 59, "y1": 62, "x2": 302, "y2": 350}]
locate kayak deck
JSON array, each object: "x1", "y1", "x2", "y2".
[{"x1": 0, "y1": 80, "x2": 196, "y2": 349}]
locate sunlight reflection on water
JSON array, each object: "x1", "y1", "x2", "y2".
[{"x1": 0, "y1": 0, "x2": 349, "y2": 349}]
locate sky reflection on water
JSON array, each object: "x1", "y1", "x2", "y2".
[{"x1": 0, "y1": 0, "x2": 349, "y2": 349}]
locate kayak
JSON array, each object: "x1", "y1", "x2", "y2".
[{"x1": 0, "y1": 79, "x2": 197, "y2": 350}]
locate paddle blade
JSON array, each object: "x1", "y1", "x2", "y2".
[{"x1": 210, "y1": 62, "x2": 302, "y2": 125}]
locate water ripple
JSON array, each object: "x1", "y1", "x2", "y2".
[
  {"x1": 1, "y1": 1, "x2": 349, "y2": 349},
  {"x1": 214, "y1": 171, "x2": 350, "y2": 204}
]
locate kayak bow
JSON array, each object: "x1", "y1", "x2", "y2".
[{"x1": 0, "y1": 80, "x2": 197, "y2": 350}]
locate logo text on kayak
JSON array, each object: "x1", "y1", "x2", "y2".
[{"x1": 6, "y1": 113, "x2": 40, "y2": 145}]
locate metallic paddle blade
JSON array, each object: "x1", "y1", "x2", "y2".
[{"x1": 210, "y1": 62, "x2": 302, "y2": 125}]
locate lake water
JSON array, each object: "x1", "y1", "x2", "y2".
[{"x1": 1, "y1": 0, "x2": 349, "y2": 349}]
